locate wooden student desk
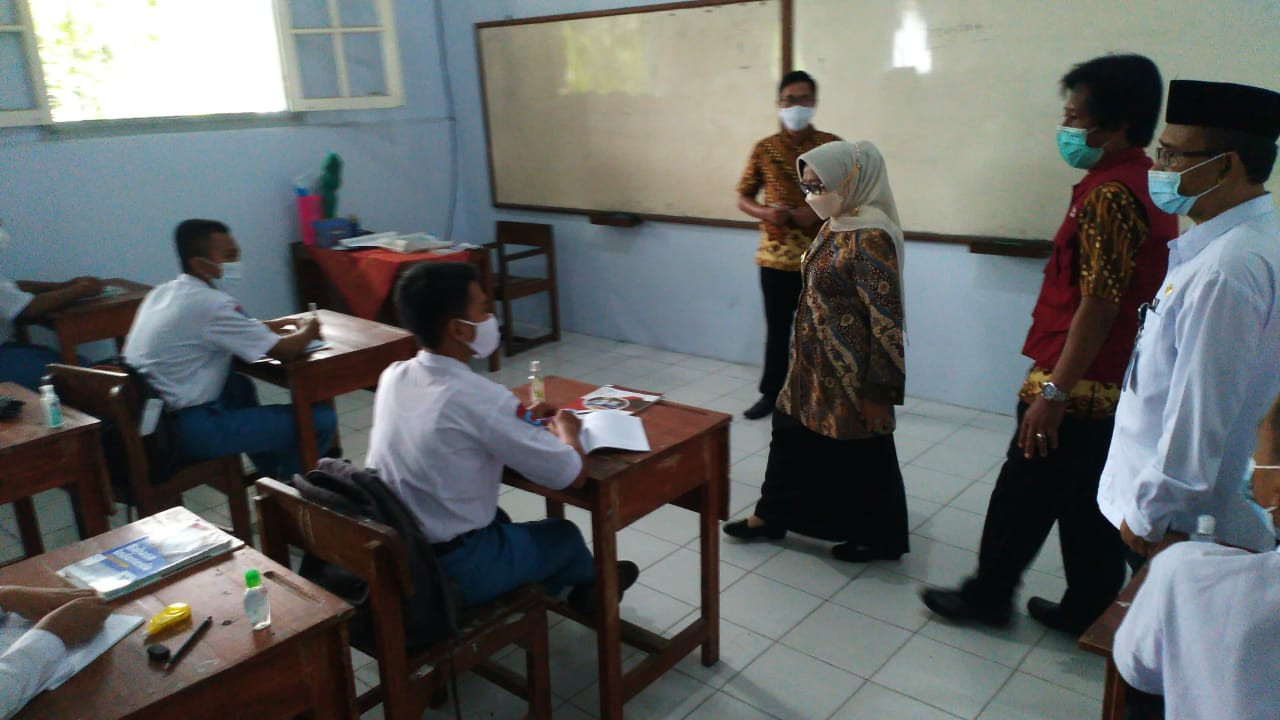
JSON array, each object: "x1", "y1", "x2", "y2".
[
  {"x1": 15, "y1": 278, "x2": 151, "y2": 364},
  {"x1": 3, "y1": 506, "x2": 359, "y2": 720},
  {"x1": 1079, "y1": 563, "x2": 1160, "y2": 720},
  {"x1": 504, "y1": 376, "x2": 731, "y2": 720},
  {"x1": 238, "y1": 309, "x2": 417, "y2": 471},
  {"x1": 0, "y1": 381, "x2": 113, "y2": 561}
]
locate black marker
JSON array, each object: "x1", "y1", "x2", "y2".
[{"x1": 164, "y1": 615, "x2": 213, "y2": 673}]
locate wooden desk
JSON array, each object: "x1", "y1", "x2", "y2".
[
  {"x1": 504, "y1": 377, "x2": 731, "y2": 720},
  {"x1": 1079, "y1": 564, "x2": 1153, "y2": 720},
  {"x1": 16, "y1": 278, "x2": 150, "y2": 363},
  {"x1": 0, "y1": 381, "x2": 112, "y2": 561},
  {"x1": 238, "y1": 310, "x2": 416, "y2": 472},
  {"x1": 290, "y1": 242, "x2": 499, "y2": 372},
  {"x1": 3, "y1": 506, "x2": 358, "y2": 720}
]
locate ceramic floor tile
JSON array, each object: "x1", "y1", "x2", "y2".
[
  {"x1": 716, "y1": 532, "x2": 785, "y2": 571},
  {"x1": 832, "y1": 682, "x2": 965, "y2": 720},
  {"x1": 830, "y1": 566, "x2": 935, "y2": 632},
  {"x1": 912, "y1": 445, "x2": 1003, "y2": 482},
  {"x1": 895, "y1": 535, "x2": 979, "y2": 588},
  {"x1": 1018, "y1": 631, "x2": 1107, "y2": 701},
  {"x1": 916, "y1": 506, "x2": 986, "y2": 553},
  {"x1": 664, "y1": 385, "x2": 723, "y2": 407},
  {"x1": 939, "y1": 426, "x2": 1014, "y2": 459},
  {"x1": 731, "y1": 452, "x2": 769, "y2": 488},
  {"x1": 894, "y1": 433, "x2": 936, "y2": 464},
  {"x1": 674, "y1": 616, "x2": 774, "y2": 689},
  {"x1": 872, "y1": 636, "x2": 1013, "y2": 719},
  {"x1": 617, "y1": 527, "x2": 682, "y2": 570},
  {"x1": 949, "y1": 480, "x2": 996, "y2": 516},
  {"x1": 638, "y1": 547, "x2": 747, "y2": 606},
  {"x1": 918, "y1": 615, "x2": 1047, "y2": 668},
  {"x1": 719, "y1": 573, "x2": 824, "y2": 640},
  {"x1": 754, "y1": 547, "x2": 866, "y2": 599},
  {"x1": 903, "y1": 464, "x2": 978, "y2": 505},
  {"x1": 908, "y1": 497, "x2": 945, "y2": 532},
  {"x1": 621, "y1": 583, "x2": 696, "y2": 636},
  {"x1": 723, "y1": 643, "x2": 864, "y2": 720},
  {"x1": 630, "y1": 505, "x2": 701, "y2": 546},
  {"x1": 781, "y1": 603, "x2": 913, "y2": 678},
  {"x1": 683, "y1": 691, "x2": 782, "y2": 720},
  {"x1": 977, "y1": 672, "x2": 1101, "y2": 720},
  {"x1": 967, "y1": 411, "x2": 1017, "y2": 434},
  {"x1": 909, "y1": 400, "x2": 982, "y2": 425},
  {"x1": 570, "y1": 666, "x2": 714, "y2": 720},
  {"x1": 894, "y1": 414, "x2": 964, "y2": 443}
]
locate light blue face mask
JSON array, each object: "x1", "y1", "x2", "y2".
[
  {"x1": 1243, "y1": 458, "x2": 1280, "y2": 540},
  {"x1": 1056, "y1": 126, "x2": 1104, "y2": 169},
  {"x1": 1147, "y1": 154, "x2": 1225, "y2": 215}
]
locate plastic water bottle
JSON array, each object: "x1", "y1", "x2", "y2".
[
  {"x1": 243, "y1": 569, "x2": 272, "y2": 630},
  {"x1": 1191, "y1": 514, "x2": 1216, "y2": 543},
  {"x1": 40, "y1": 381, "x2": 63, "y2": 429},
  {"x1": 529, "y1": 360, "x2": 545, "y2": 406}
]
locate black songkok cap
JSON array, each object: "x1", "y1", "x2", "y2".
[{"x1": 1166, "y1": 79, "x2": 1280, "y2": 142}]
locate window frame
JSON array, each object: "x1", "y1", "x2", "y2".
[{"x1": 0, "y1": 0, "x2": 404, "y2": 129}]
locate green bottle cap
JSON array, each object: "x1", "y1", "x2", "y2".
[{"x1": 245, "y1": 569, "x2": 262, "y2": 588}]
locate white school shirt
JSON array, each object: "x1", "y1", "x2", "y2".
[
  {"x1": 0, "y1": 277, "x2": 33, "y2": 345},
  {"x1": 0, "y1": 606, "x2": 67, "y2": 720},
  {"x1": 1098, "y1": 195, "x2": 1280, "y2": 552},
  {"x1": 123, "y1": 274, "x2": 278, "y2": 410},
  {"x1": 365, "y1": 350, "x2": 581, "y2": 543},
  {"x1": 1114, "y1": 542, "x2": 1280, "y2": 720}
]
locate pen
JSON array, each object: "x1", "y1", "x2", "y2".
[{"x1": 165, "y1": 615, "x2": 212, "y2": 673}]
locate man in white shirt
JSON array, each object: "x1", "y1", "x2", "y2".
[
  {"x1": 0, "y1": 586, "x2": 111, "y2": 720},
  {"x1": 0, "y1": 244, "x2": 105, "y2": 388},
  {"x1": 367, "y1": 262, "x2": 639, "y2": 610},
  {"x1": 1097, "y1": 79, "x2": 1280, "y2": 558},
  {"x1": 1112, "y1": 395, "x2": 1280, "y2": 719},
  {"x1": 125, "y1": 219, "x2": 335, "y2": 479}
]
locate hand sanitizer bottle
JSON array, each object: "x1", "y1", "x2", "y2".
[
  {"x1": 40, "y1": 380, "x2": 63, "y2": 429},
  {"x1": 529, "y1": 360, "x2": 545, "y2": 406},
  {"x1": 1191, "y1": 514, "x2": 1216, "y2": 543},
  {"x1": 243, "y1": 569, "x2": 272, "y2": 630}
]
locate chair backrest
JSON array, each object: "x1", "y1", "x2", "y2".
[
  {"x1": 494, "y1": 221, "x2": 555, "y2": 278},
  {"x1": 45, "y1": 363, "x2": 153, "y2": 498}
]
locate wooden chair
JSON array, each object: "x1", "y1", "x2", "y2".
[
  {"x1": 253, "y1": 477, "x2": 553, "y2": 720},
  {"x1": 490, "y1": 221, "x2": 561, "y2": 357},
  {"x1": 44, "y1": 364, "x2": 253, "y2": 543}
]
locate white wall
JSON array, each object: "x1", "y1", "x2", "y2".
[{"x1": 444, "y1": 0, "x2": 1044, "y2": 413}]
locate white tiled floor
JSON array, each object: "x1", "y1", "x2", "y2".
[{"x1": 2, "y1": 331, "x2": 1107, "y2": 719}]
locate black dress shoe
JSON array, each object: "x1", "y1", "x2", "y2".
[
  {"x1": 743, "y1": 396, "x2": 775, "y2": 420},
  {"x1": 1026, "y1": 596, "x2": 1091, "y2": 636},
  {"x1": 831, "y1": 543, "x2": 903, "y2": 563},
  {"x1": 723, "y1": 518, "x2": 785, "y2": 541},
  {"x1": 567, "y1": 561, "x2": 640, "y2": 615},
  {"x1": 920, "y1": 587, "x2": 1012, "y2": 627}
]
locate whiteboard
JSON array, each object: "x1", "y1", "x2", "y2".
[
  {"x1": 796, "y1": 0, "x2": 1280, "y2": 239},
  {"x1": 477, "y1": 0, "x2": 783, "y2": 223}
]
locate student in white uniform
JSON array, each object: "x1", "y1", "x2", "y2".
[
  {"x1": 1, "y1": 226, "x2": 105, "y2": 388},
  {"x1": 124, "y1": 219, "x2": 336, "y2": 479},
  {"x1": 1113, "y1": 395, "x2": 1280, "y2": 719},
  {"x1": 366, "y1": 262, "x2": 639, "y2": 611},
  {"x1": 0, "y1": 586, "x2": 111, "y2": 720},
  {"x1": 1097, "y1": 79, "x2": 1280, "y2": 559}
]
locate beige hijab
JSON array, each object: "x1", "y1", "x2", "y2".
[{"x1": 796, "y1": 140, "x2": 905, "y2": 285}]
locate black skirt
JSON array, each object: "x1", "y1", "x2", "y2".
[{"x1": 754, "y1": 411, "x2": 910, "y2": 555}]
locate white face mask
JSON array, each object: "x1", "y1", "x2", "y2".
[
  {"x1": 805, "y1": 191, "x2": 844, "y2": 220},
  {"x1": 458, "y1": 315, "x2": 500, "y2": 358},
  {"x1": 778, "y1": 106, "x2": 814, "y2": 132},
  {"x1": 214, "y1": 260, "x2": 243, "y2": 294},
  {"x1": 1245, "y1": 458, "x2": 1280, "y2": 536}
]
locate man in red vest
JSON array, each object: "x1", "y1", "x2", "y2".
[{"x1": 921, "y1": 54, "x2": 1179, "y2": 635}]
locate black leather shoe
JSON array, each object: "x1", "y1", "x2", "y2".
[
  {"x1": 920, "y1": 587, "x2": 1012, "y2": 627},
  {"x1": 567, "y1": 561, "x2": 640, "y2": 615},
  {"x1": 1026, "y1": 596, "x2": 1091, "y2": 636},
  {"x1": 723, "y1": 518, "x2": 785, "y2": 541},
  {"x1": 743, "y1": 396, "x2": 774, "y2": 420},
  {"x1": 831, "y1": 543, "x2": 903, "y2": 563}
]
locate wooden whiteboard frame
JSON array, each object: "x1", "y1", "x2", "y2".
[{"x1": 475, "y1": 0, "x2": 1044, "y2": 252}]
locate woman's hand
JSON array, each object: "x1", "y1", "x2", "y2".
[{"x1": 861, "y1": 400, "x2": 895, "y2": 434}]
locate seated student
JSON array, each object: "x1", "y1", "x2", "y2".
[
  {"x1": 124, "y1": 219, "x2": 336, "y2": 479},
  {"x1": 1, "y1": 269, "x2": 105, "y2": 390},
  {"x1": 1112, "y1": 394, "x2": 1280, "y2": 719},
  {"x1": 0, "y1": 586, "x2": 112, "y2": 720},
  {"x1": 366, "y1": 262, "x2": 639, "y2": 610}
]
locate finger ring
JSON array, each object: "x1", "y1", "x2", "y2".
[{"x1": 1035, "y1": 433, "x2": 1047, "y2": 441}]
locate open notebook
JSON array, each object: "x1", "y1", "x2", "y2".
[
  {"x1": 579, "y1": 409, "x2": 650, "y2": 454},
  {"x1": 0, "y1": 612, "x2": 143, "y2": 691}
]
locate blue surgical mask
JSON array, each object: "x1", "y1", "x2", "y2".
[
  {"x1": 1147, "y1": 154, "x2": 1225, "y2": 216},
  {"x1": 1244, "y1": 458, "x2": 1280, "y2": 538},
  {"x1": 1056, "y1": 126, "x2": 1103, "y2": 169}
]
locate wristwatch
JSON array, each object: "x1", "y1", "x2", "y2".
[{"x1": 1040, "y1": 381, "x2": 1069, "y2": 403}]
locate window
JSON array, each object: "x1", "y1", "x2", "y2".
[{"x1": 0, "y1": 0, "x2": 403, "y2": 128}]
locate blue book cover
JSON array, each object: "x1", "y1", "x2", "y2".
[{"x1": 57, "y1": 517, "x2": 238, "y2": 599}]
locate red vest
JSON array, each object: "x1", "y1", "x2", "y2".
[{"x1": 1022, "y1": 147, "x2": 1178, "y2": 383}]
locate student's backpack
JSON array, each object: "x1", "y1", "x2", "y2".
[
  {"x1": 89, "y1": 358, "x2": 183, "y2": 502},
  {"x1": 289, "y1": 458, "x2": 460, "y2": 650}
]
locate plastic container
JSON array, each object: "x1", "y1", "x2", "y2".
[
  {"x1": 297, "y1": 194, "x2": 323, "y2": 247},
  {"x1": 243, "y1": 569, "x2": 272, "y2": 630},
  {"x1": 529, "y1": 360, "x2": 545, "y2": 406},
  {"x1": 1190, "y1": 514, "x2": 1216, "y2": 543},
  {"x1": 40, "y1": 381, "x2": 63, "y2": 429}
]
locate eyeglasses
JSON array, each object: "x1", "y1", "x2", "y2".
[
  {"x1": 778, "y1": 95, "x2": 815, "y2": 107},
  {"x1": 1155, "y1": 147, "x2": 1226, "y2": 166},
  {"x1": 799, "y1": 180, "x2": 826, "y2": 195}
]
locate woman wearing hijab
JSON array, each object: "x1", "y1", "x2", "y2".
[{"x1": 724, "y1": 140, "x2": 909, "y2": 563}]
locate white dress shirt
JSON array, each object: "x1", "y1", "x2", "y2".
[
  {"x1": 1114, "y1": 542, "x2": 1280, "y2": 720},
  {"x1": 366, "y1": 351, "x2": 582, "y2": 543},
  {"x1": 1098, "y1": 195, "x2": 1280, "y2": 552},
  {"x1": 0, "y1": 606, "x2": 67, "y2": 720},
  {"x1": 123, "y1": 274, "x2": 278, "y2": 410},
  {"x1": 0, "y1": 277, "x2": 33, "y2": 345}
]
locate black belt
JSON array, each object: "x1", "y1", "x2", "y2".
[{"x1": 432, "y1": 527, "x2": 482, "y2": 556}]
